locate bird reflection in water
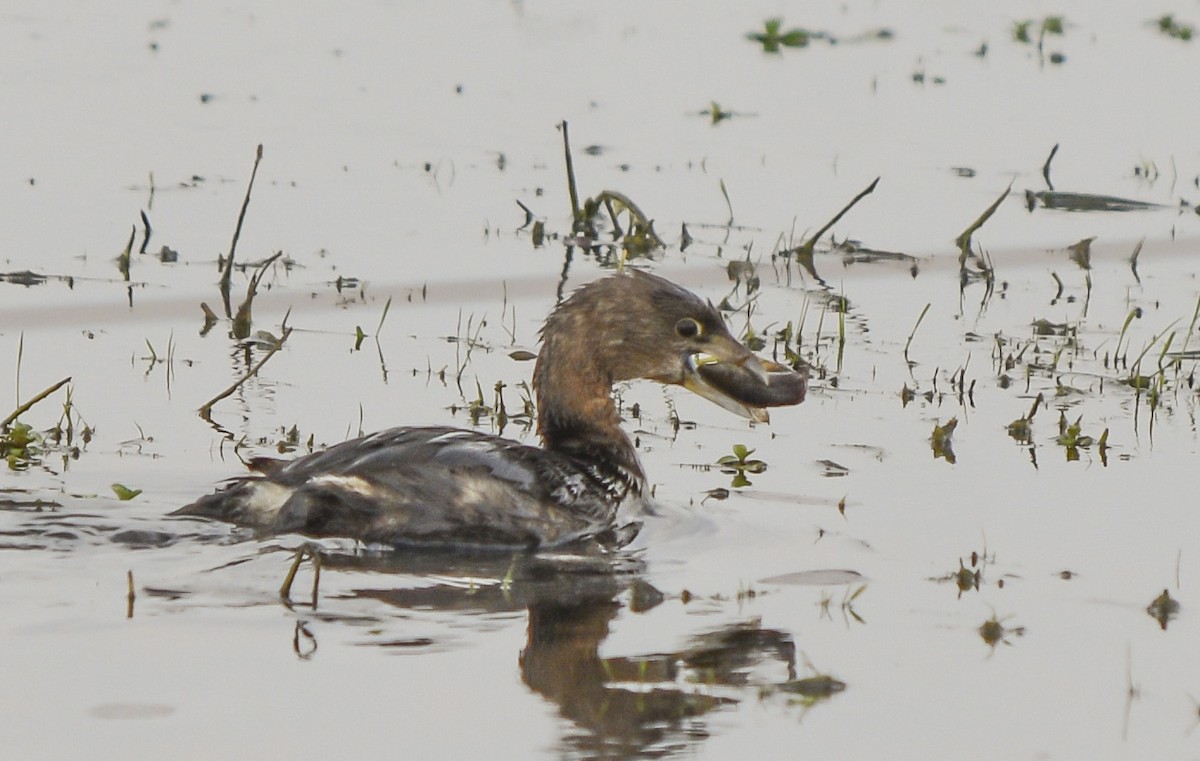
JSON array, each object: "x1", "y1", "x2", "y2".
[{"x1": 316, "y1": 552, "x2": 810, "y2": 757}]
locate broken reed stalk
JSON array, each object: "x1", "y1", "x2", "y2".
[
  {"x1": 231, "y1": 251, "x2": 285, "y2": 340},
  {"x1": 904, "y1": 303, "x2": 931, "y2": 365},
  {"x1": 118, "y1": 225, "x2": 135, "y2": 281},
  {"x1": 795, "y1": 177, "x2": 880, "y2": 258},
  {"x1": 956, "y1": 180, "x2": 1013, "y2": 259},
  {"x1": 560, "y1": 121, "x2": 582, "y2": 229},
  {"x1": 1177, "y1": 292, "x2": 1200, "y2": 362},
  {"x1": 15, "y1": 331, "x2": 22, "y2": 407},
  {"x1": 139, "y1": 210, "x2": 152, "y2": 255},
  {"x1": 1042, "y1": 143, "x2": 1060, "y2": 190},
  {"x1": 1128, "y1": 238, "x2": 1144, "y2": 284},
  {"x1": 198, "y1": 324, "x2": 292, "y2": 421},
  {"x1": 221, "y1": 144, "x2": 265, "y2": 318},
  {"x1": 720, "y1": 178, "x2": 734, "y2": 226},
  {"x1": 2, "y1": 376, "x2": 72, "y2": 429},
  {"x1": 375, "y1": 296, "x2": 393, "y2": 336}
]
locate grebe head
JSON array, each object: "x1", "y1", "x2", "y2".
[{"x1": 536, "y1": 269, "x2": 803, "y2": 425}]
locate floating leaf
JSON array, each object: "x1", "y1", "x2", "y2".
[
  {"x1": 931, "y1": 418, "x2": 958, "y2": 463},
  {"x1": 112, "y1": 483, "x2": 143, "y2": 501}
]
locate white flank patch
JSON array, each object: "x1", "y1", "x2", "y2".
[
  {"x1": 241, "y1": 481, "x2": 293, "y2": 521},
  {"x1": 308, "y1": 474, "x2": 377, "y2": 498}
]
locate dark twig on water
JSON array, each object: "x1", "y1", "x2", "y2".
[
  {"x1": 221, "y1": 144, "x2": 265, "y2": 318},
  {"x1": 560, "y1": 121, "x2": 583, "y2": 232},
  {"x1": 1129, "y1": 238, "x2": 1144, "y2": 284},
  {"x1": 515, "y1": 199, "x2": 535, "y2": 230},
  {"x1": 139, "y1": 210, "x2": 152, "y2": 255},
  {"x1": 118, "y1": 225, "x2": 135, "y2": 282},
  {"x1": 1042, "y1": 143, "x2": 1059, "y2": 190},
  {"x1": 2, "y1": 377, "x2": 72, "y2": 429}
]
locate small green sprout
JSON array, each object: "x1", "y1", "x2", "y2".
[
  {"x1": 1013, "y1": 15, "x2": 1066, "y2": 44},
  {"x1": 1056, "y1": 413, "x2": 1107, "y2": 462},
  {"x1": 718, "y1": 444, "x2": 767, "y2": 487},
  {"x1": 747, "y1": 18, "x2": 815, "y2": 53}
]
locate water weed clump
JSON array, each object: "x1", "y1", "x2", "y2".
[{"x1": 1155, "y1": 15, "x2": 1194, "y2": 41}]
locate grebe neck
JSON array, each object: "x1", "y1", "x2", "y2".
[{"x1": 532, "y1": 319, "x2": 646, "y2": 493}]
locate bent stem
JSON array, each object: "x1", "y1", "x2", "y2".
[{"x1": 2, "y1": 377, "x2": 72, "y2": 429}]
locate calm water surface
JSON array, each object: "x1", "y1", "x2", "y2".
[{"x1": 3, "y1": 2, "x2": 1200, "y2": 759}]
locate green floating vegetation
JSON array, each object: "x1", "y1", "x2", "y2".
[
  {"x1": 1157, "y1": 14, "x2": 1194, "y2": 41},
  {"x1": 717, "y1": 443, "x2": 767, "y2": 488},
  {"x1": 930, "y1": 418, "x2": 957, "y2": 464},
  {"x1": 746, "y1": 18, "x2": 891, "y2": 53},
  {"x1": 1013, "y1": 15, "x2": 1065, "y2": 44},
  {"x1": 111, "y1": 483, "x2": 143, "y2": 501},
  {"x1": 1012, "y1": 15, "x2": 1067, "y2": 63},
  {"x1": 1056, "y1": 413, "x2": 1108, "y2": 464},
  {"x1": 747, "y1": 18, "x2": 820, "y2": 52},
  {"x1": 3, "y1": 337, "x2": 81, "y2": 470},
  {"x1": 1006, "y1": 392, "x2": 1044, "y2": 445},
  {"x1": 2, "y1": 422, "x2": 39, "y2": 470}
]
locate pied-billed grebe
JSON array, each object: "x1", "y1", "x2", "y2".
[{"x1": 176, "y1": 269, "x2": 806, "y2": 550}]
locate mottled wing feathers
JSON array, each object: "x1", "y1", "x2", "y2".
[{"x1": 175, "y1": 427, "x2": 635, "y2": 550}]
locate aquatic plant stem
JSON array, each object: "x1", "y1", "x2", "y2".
[
  {"x1": 2, "y1": 376, "x2": 71, "y2": 429},
  {"x1": 560, "y1": 121, "x2": 581, "y2": 229},
  {"x1": 904, "y1": 303, "x2": 931, "y2": 366},
  {"x1": 795, "y1": 177, "x2": 880, "y2": 259},
  {"x1": 1042, "y1": 143, "x2": 1059, "y2": 190},
  {"x1": 14, "y1": 331, "x2": 21, "y2": 409},
  {"x1": 198, "y1": 324, "x2": 292, "y2": 421},
  {"x1": 221, "y1": 144, "x2": 265, "y2": 318},
  {"x1": 956, "y1": 180, "x2": 1012, "y2": 257}
]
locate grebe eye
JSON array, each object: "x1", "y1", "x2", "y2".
[{"x1": 675, "y1": 317, "x2": 702, "y2": 339}]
